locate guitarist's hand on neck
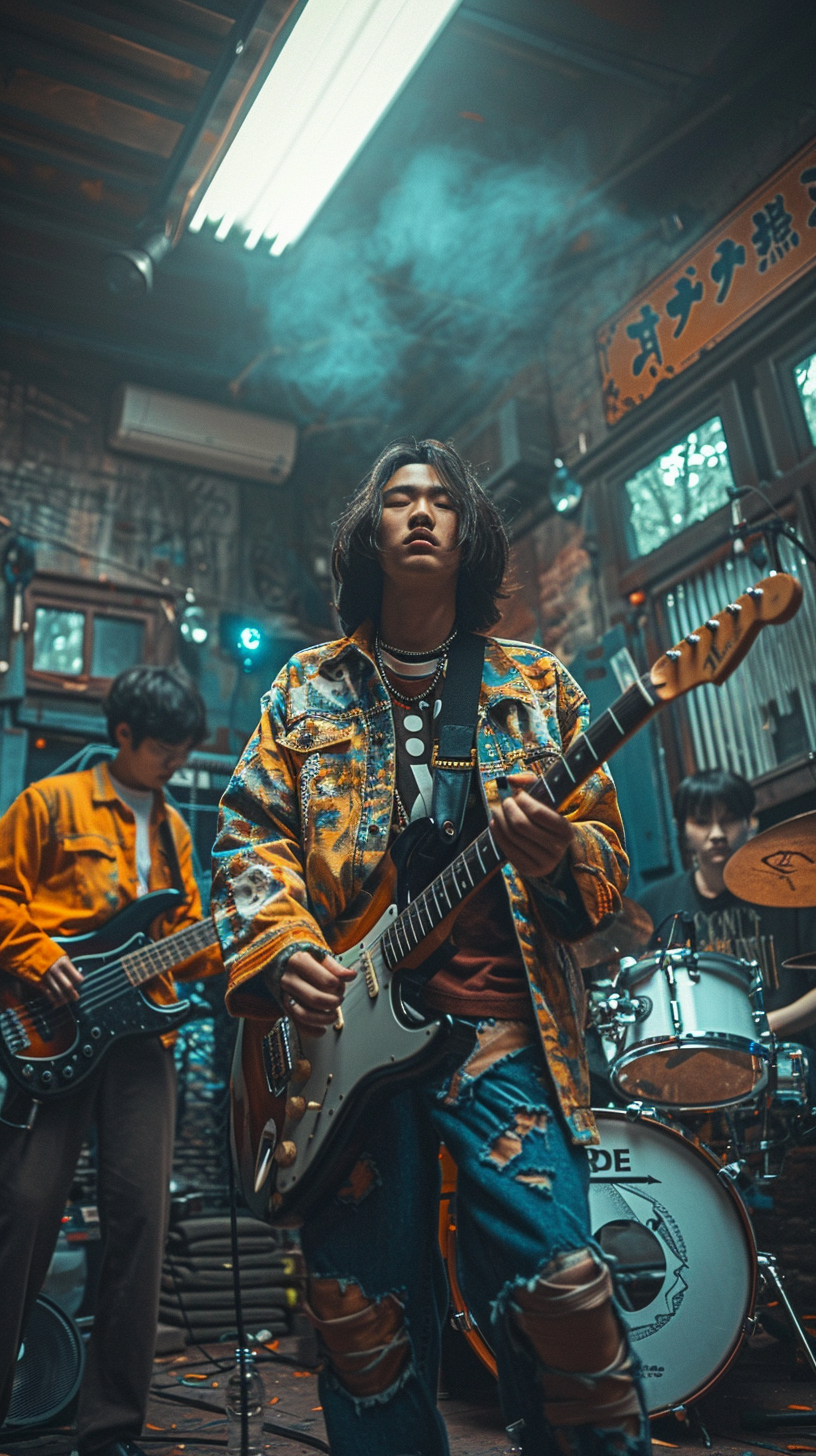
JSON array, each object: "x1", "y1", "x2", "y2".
[
  {"x1": 277, "y1": 951, "x2": 356, "y2": 1036},
  {"x1": 490, "y1": 773, "x2": 575, "y2": 880}
]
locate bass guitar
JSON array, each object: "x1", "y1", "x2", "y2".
[
  {"x1": 231, "y1": 572, "x2": 802, "y2": 1223},
  {"x1": 0, "y1": 889, "x2": 220, "y2": 1100}
]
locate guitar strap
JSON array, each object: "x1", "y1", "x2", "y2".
[
  {"x1": 158, "y1": 813, "x2": 185, "y2": 894},
  {"x1": 430, "y1": 631, "x2": 487, "y2": 845}
]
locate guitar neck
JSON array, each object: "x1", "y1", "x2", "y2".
[
  {"x1": 121, "y1": 916, "x2": 220, "y2": 987},
  {"x1": 379, "y1": 673, "x2": 661, "y2": 971}
]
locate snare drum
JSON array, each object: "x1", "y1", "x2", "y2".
[{"x1": 610, "y1": 950, "x2": 770, "y2": 1110}]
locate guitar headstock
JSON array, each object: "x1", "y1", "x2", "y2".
[{"x1": 650, "y1": 572, "x2": 803, "y2": 703}]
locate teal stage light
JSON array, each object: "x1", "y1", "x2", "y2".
[
  {"x1": 548, "y1": 458, "x2": 583, "y2": 516},
  {"x1": 220, "y1": 614, "x2": 271, "y2": 673}
]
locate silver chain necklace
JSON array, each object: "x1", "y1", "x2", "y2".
[
  {"x1": 375, "y1": 637, "x2": 447, "y2": 706},
  {"x1": 377, "y1": 626, "x2": 458, "y2": 661}
]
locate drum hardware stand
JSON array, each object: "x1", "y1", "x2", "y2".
[
  {"x1": 0, "y1": 1085, "x2": 40, "y2": 1131},
  {"x1": 587, "y1": 984, "x2": 651, "y2": 1054},
  {"x1": 669, "y1": 1403, "x2": 712, "y2": 1449},
  {"x1": 755, "y1": 1252, "x2": 816, "y2": 1379}
]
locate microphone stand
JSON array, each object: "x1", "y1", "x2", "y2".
[{"x1": 726, "y1": 483, "x2": 816, "y2": 571}]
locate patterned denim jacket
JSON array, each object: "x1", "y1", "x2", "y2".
[{"x1": 211, "y1": 623, "x2": 628, "y2": 1145}]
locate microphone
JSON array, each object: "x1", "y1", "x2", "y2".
[{"x1": 727, "y1": 484, "x2": 749, "y2": 555}]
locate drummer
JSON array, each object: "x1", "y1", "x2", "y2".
[{"x1": 637, "y1": 769, "x2": 816, "y2": 1049}]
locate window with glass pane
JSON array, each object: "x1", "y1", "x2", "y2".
[
  {"x1": 91, "y1": 617, "x2": 144, "y2": 678},
  {"x1": 622, "y1": 416, "x2": 735, "y2": 558},
  {"x1": 33, "y1": 608, "x2": 85, "y2": 675},
  {"x1": 793, "y1": 350, "x2": 816, "y2": 446}
]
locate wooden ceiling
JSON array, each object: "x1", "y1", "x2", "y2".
[
  {"x1": 1, "y1": 0, "x2": 815, "y2": 456},
  {"x1": 0, "y1": 0, "x2": 303, "y2": 247}
]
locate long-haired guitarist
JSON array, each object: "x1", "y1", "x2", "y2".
[
  {"x1": 213, "y1": 439, "x2": 651, "y2": 1456},
  {"x1": 0, "y1": 666, "x2": 222, "y2": 1456}
]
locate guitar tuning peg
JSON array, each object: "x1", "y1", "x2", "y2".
[
  {"x1": 705, "y1": 619, "x2": 720, "y2": 631},
  {"x1": 746, "y1": 586, "x2": 763, "y2": 599},
  {"x1": 727, "y1": 603, "x2": 742, "y2": 615},
  {"x1": 685, "y1": 633, "x2": 700, "y2": 645},
  {"x1": 666, "y1": 649, "x2": 682, "y2": 661}
]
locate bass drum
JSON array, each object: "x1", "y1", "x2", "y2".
[{"x1": 439, "y1": 1108, "x2": 757, "y2": 1415}]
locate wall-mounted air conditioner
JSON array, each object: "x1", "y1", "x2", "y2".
[
  {"x1": 109, "y1": 385, "x2": 297, "y2": 484},
  {"x1": 456, "y1": 397, "x2": 550, "y2": 508}
]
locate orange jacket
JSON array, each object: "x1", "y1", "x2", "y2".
[{"x1": 0, "y1": 762, "x2": 222, "y2": 1018}]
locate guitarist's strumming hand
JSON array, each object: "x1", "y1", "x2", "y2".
[
  {"x1": 277, "y1": 952, "x2": 356, "y2": 1037},
  {"x1": 41, "y1": 954, "x2": 84, "y2": 1007},
  {"x1": 490, "y1": 772, "x2": 574, "y2": 879}
]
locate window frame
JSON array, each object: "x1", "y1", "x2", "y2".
[
  {"x1": 605, "y1": 382, "x2": 755, "y2": 580},
  {"x1": 769, "y1": 328, "x2": 816, "y2": 463},
  {"x1": 24, "y1": 574, "x2": 174, "y2": 698}
]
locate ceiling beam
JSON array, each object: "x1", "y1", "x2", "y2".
[
  {"x1": 0, "y1": 71, "x2": 183, "y2": 157},
  {"x1": 455, "y1": 8, "x2": 695, "y2": 94},
  {"x1": 13, "y1": 0, "x2": 224, "y2": 70},
  {"x1": 0, "y1": 1, "x2": 210, "y2": 91},
  {"x1": 2, "y1": 34, "x2": 201, "y2": 122}
]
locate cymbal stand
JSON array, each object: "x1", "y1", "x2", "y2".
[{"x1": 756, "y1": 1250, "x2": 816, "y2": 1378}]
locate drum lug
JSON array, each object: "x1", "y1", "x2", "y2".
[
  {"x1": 624, "y1": 1100, "x2": 657, "y2": 1122},
  {"x1": 450, "y1": 1309, "x2": 475, "y2": 1333},
  {"x1": 717, "y1": 1159, "x2": 752, "y2": 1193}
]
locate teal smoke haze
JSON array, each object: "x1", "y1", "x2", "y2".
[{"x1": 242, "y1": 144, "x2": 633, "y2": 432}]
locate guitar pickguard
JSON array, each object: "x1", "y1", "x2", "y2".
[{"x1": 237, "y1": 901, "x2": 473, "y2": 1222}]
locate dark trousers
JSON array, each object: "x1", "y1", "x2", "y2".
[{"x1": 0, "y1": 1036, "x2": 175, "y2": 1450}]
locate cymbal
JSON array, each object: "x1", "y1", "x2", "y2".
[
  {"x1": 724, "y1": 811, "x2": 816, "y2": 907},
  {"x1": 783, "y1": 951, "x2": 816, "y2": 972},
  {"x1": 574, "y1": 896, "x2": 654, "y2": 968}
]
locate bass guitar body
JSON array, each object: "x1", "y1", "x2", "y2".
[{"x1": 0, "y1": 889, "x2": 190, "y2": 1100}]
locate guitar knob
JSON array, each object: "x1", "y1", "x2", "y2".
[
  {"x1": 90, "y1": 1027, "x2": 101, "y2": 1040},
  {"x1": 21, "y1": 1063, "x2": 33, "y2": 1079},
  {"x1": 286, "y1": 1096, "x2": 306, "y2": 1120},
  {"x1": 274, "y1": 1140, "x2": 298, "y2": 1167},
  {"x1": 82, "y1": 1045, "x2": 94, "y2": 1059},
  {"x1": 41, "y1": 1071, "x2": 53, "y2": 1085},
  {"x1": 292, "y1": 1058, "x2": 311, "y2": 1083},
  {"x1": 62, "y1": 1066, "x2": 74, "y2": 1080}
]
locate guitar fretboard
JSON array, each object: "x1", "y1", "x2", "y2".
[
  {"x1": 379, "y1": 674, "x2": 661, "y2": 972},
  {"x1": 121, "y1": 917, "x2": 220, "y2": 986}
]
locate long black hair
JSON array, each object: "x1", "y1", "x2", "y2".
[{"x1": 332, "y1": 437, "x2": 509, "y2": 633}]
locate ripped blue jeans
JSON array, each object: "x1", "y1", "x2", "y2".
[{"x1": 300, "y1": 1022, "x2": 650, "y2": 1456}]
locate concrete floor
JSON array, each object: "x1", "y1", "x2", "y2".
[{"x1": 4, "y1": 1325, "x2": 816, "y2": 1456}]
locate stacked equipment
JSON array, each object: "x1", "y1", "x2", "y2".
[{"x1": 161, "y1": 1216, "x2": 298, "y2": 1343}]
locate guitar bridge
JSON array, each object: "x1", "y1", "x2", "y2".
[
  {"x1": 360, "y1": 946, "x2": 379, "y2": 999},
  {"x1": 1, "y1": 1008, "x2": 30, "y2": 1053},
  {"x1": 263, "y1": 1018, "x2": 294, "y2": 1097}
]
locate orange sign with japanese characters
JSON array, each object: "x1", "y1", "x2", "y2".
[{"x1": 597, "y1": 135, "x2": 816, "y2": 425}]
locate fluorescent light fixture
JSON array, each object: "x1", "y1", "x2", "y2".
[{"x1": 189, "y1": 0, "x2": 461, "y2": 256}]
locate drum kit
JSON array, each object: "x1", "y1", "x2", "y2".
[{"x1": 441, "y1": 811, "x2": 816, "y2": 1419}]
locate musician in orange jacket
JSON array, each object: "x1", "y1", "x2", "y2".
[
  {"x1": 0, "y1": 665, "x2": 222, "y2": 1456},
  {"x1": 213, "y1": 439, "x2": 651, "y2": 1456}
]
